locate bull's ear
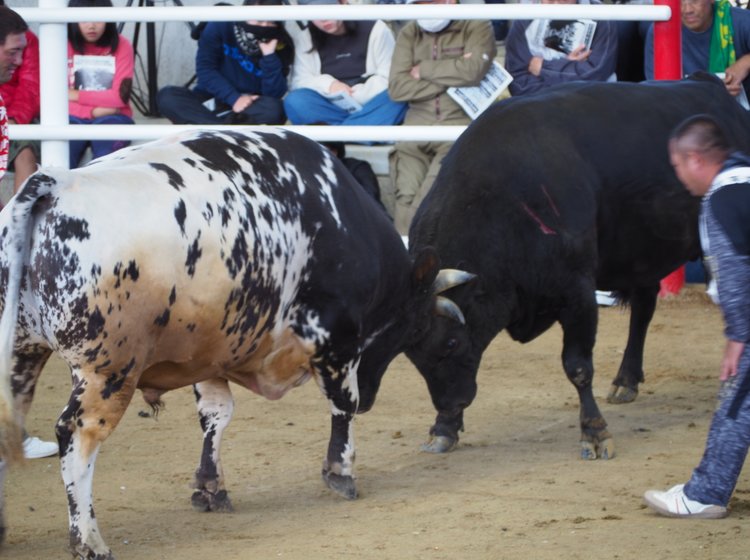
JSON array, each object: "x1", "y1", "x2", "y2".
[{"x1": 411, "y1": 247, "x2": 440, "y2": 293}]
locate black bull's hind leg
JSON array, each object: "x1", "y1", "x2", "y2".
[
  {"x1": 607, "y1": 285, "x2": 659, "y2": 404},
  {"x1": 560, "y1": 288, "x2": 614, "y2": 460}
]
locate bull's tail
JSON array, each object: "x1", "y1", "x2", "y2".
[{"x1": 0, "y1": 172, "x2": 59, "y2": 465}]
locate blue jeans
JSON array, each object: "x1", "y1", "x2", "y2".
[
  {"x1": 284, "y1": 88, "x2": 407, "y2": 126},
  {"x1": 69, "y1": 114, "x2": 134, "y2": 169}
]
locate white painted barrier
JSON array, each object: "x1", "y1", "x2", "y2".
[{"x1": 13, "y1": 3, "x2": 671, "y2": 167}]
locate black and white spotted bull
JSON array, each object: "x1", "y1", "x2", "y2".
[{"x1": 0, "y1": 129, "x2": 464, "y2": 560}]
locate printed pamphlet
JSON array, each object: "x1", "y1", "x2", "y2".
[
  {"x1": 325, "y1": 91, "x2": 362, "y2": 114},
  {"x1": 72, "y1": 54, "x2": 115, "y2": 91},
  {"x1": 447, "y1": 61, "x2": 513, "y2": 120},
  {"x1": 525, "y1": 18, "x2": 597, "y2": 61}
]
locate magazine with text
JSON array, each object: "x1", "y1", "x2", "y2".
[
  {"x1": 325, "y1": 91, "x2": 362, "y2": 114},
  {"x1": 72, "y1": 54, "x2": 115, "y2": 91},
  {"x1": 447, "y1": 61, "x2": 513, "y2": 120},
  {"x1": 525, "y1": 18, "x2": 597, "y2": 61}
]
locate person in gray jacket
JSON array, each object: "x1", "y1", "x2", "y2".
[
  {"x1": 504, "y1": 0, "x2": 618, "y2": 97},
  {"x1": 644, "y1": 114, "x2": 750, "y2": 519}
]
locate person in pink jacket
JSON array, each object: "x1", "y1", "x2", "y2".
[{"x1": 67, "y1": 0, "x2": 134, "y2": 169}]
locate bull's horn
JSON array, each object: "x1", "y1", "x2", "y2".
[
  {"x1": 432, "y1": 269, "x2": 476, "y2": 295},
  {"x1": 435, "y1": 295, "x2": 466, "y2": 325}
]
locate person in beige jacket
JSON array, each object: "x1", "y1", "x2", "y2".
[{"x1": 388, "y1": 0, "x2": 496, "y2": 234}]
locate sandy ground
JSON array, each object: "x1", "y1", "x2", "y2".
[{"x1": 3, "y1": 285, "x2": 749, "y2": 560}]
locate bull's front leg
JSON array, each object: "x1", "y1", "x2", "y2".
[
  {"x1": 322, "y1": 410, "x2": 357, "y2": 499},
  {"x1": 421, "y1": 410, "x2": 464, "y2": 453},
  {"x1": 191, "y1": 379, "x2": 234, "y2": 512},
  {"x1": 560, "y1": 285, "x2": 614, "y2": 460},
  {"x1": 607, "y1": 284, "x2": 659, "y2": 404},
  {"x1": 317, "y1": 360, "x2": 359, "y2": 500}
]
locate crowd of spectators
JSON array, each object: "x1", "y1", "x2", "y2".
[{"x1": 5, "y1": 0, "x2": 750, "y2": 234}]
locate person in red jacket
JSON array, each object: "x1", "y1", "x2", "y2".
[{"x1": 0, "y1": 28, "x2": 39, "y2": 193}]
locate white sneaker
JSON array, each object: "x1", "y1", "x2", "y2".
[
  {"x1": 23, "y1": 436, "x2": 58, "y2": 460},
  {"x1": 643, "y1": 484, "x2": 728, "y2": 519}
]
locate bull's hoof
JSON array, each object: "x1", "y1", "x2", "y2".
[
  {"x1": 580, "y1": 437, "x2": 615, "y2": 460},
  {"x1": 68, "y1": 539, "x2": 114, "y2": 560},
  {"x1": 420, "y1": 434, "x2": 457, "y2": 454},
  {"x1": 322, "y1": 469, "x2": 357, "y2": 500},
  {"x1": 191, "y1": 489, "x2": 234, "y2": 512},
  {"x1": 606, "y1": 384, "x2": 638, "y2": 404}
]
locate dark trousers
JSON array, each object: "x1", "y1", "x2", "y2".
[
  {"x1": 156, "y1": 86, "x2": 286, "y2": 125},
  {"x1": 69, "y1": 114, "x2": 134, "y2": 169}
]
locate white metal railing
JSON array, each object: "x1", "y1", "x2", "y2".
[{"x1": 13, "y1": 2, "x2": 672, "y2": 168}]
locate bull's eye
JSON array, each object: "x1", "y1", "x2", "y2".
[{"x1": 445, "y1": 337, "x2": 458, "y2": 352}]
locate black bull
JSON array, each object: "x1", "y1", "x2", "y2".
[{"x1": 404, "y1": 75, "x2": 750, "y2": 459}]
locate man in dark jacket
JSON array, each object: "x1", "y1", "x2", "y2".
[{"x1": 157, "y1": 0, "x2": 293, "y2": 125}]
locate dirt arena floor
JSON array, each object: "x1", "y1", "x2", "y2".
[{"x1": 4, "y1": 285, "x2": 749, "y2": 560}]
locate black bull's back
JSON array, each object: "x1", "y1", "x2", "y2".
[{"x1": 406, "y1": 76, "x2": 750, "y2": 458}]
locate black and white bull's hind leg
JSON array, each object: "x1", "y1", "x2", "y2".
[
  {"x1": 191, "y1": 379, "x2": 235, "y2": 512},
  {"x1": 56, "y1": 366, "x2": 139, "y2": 560},
  {"x1": 606, "y1": 285, "x2": 659, "y2": 404},
  {"x1": 559, "y1": 282, "x2": 614, "y2": 460}
]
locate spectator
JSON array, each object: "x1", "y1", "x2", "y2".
[
  {"x1": 644, "y1": 0, "x2": 750, "y2": 101},
  {"x1": 0, "y1": 0, "x2": 39, "y2": 193},
  {"x1": 643, "y1": 114, "x2": 750, "y2": 519},
  {"x1": 504, "y1": 0, "x2": 618, "y2": 97},
  {"x1": 157, "y1": 0, "x2": 293, "y2": 125},
  {"x1": 0, "y1": 4, "x2": 59, "y2": 461},
  {"x1": 67, "y1": 0, "x2": 134, "y2": 169},
  {"x1": 388, "y1": 0, "x2": 496, "y2": 234},
  {"x1": 284, "y1": 0, "x2": 406, "y2": 126}
]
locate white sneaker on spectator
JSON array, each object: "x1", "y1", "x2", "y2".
[
  {"x1": 23, "y1": 436, "x2": 58, "y2": 460},
  {"x1": 643, "y1": 484, "x2": 727, "y2": 519}
]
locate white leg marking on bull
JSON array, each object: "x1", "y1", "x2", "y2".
[{"x1": 191, "y1": 379, "x2": 235, "y2": 512}]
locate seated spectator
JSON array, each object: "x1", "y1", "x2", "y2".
[
  {"x1": 67, "y1": 0, "x2": 134, "y2": 169},
  {"x1": 0, "y1": 0, "x2": 39, "y2": 193},
  {"x1": 322, "y1": 141, "x2": 386, "y2": 211},
  {"x1": 504, "y1": 0, "x2": 618, "y2": 97},
  {"x1": 388, "y1": 0, "x2": 496, "y2": 234},
  {"x1": 644, "y1": 0, "x2": 750, "y2": 100},
  {"x1": 284, "y1": 0, "x2": 406, "y2": 126},
  {"x1": 157, "y1": 0, "x2": 293, "y2": 125}
]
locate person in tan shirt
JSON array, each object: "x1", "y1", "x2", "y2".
[{"x1": 388, "y1": 0, "x2": 496, "y2": 234}]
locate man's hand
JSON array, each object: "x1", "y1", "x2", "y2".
[
  {"x1": 410, "y1": 64, "x2": 421, "y2": 80},
  {"x1": 724, "y1": 55, "x2": 750, "y2": 97},
  {"x1": 233, "y1": 94, "x2": 259, "y2": 113},
  {"x1": 91, "y1": 107, "x2": 118, "y2": 118},
  {"x1": 566, "y1": 45, "x2": 591, "y2": 62},
  {"x1": 259, "y1": 38, "x2": 278, "y2": 57},
  {"x1": 721, "y1": 339, "x2": 745, "y2": 381},
  {"x1": 528, "y1": 56, "x2": 543, "y2": 76}
]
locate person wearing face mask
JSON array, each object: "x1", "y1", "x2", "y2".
[
  {"x1": 283, "y1": 0, "x2": 407, "y2": 126},
  {"x1": 504, "y1": 0, "x2": 618, "y2": 97},
  {"x1": 67, "y1": 0, "x2": 135, "y2": 169},
  {"x1": 157, "y1": 0, "x2": 293, "y2": 126},
  {"x1": 387, "y1": 0, "x2": 496, "y2": 234},
  {"x1": 644, "y1": 0, "x2": 750, "y2": 101}
]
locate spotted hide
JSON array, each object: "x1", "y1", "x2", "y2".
[{"x1": 0, "y1": 129, "x2": 439, "y2": 560}]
